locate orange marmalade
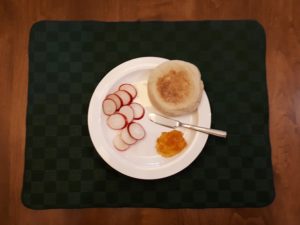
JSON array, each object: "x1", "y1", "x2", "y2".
[{"x1": 156, "y1": 130, "x2": 187, "y2": 157}]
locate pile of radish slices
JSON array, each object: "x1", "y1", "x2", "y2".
[{"x1": 102, "y1": 83, "x2": 146, "y2": 151}]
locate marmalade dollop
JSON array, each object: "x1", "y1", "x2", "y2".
[{"x1": 156, "y1": 130, "x2": 187, "y2": 157}]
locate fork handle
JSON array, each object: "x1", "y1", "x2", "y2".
[{"x1": 181, "y1": 123, "x2": 227, "y2": 138}]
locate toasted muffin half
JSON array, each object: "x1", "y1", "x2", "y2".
[{"x1": 148, "y1": 60, "x2": 204, "y2": 116}]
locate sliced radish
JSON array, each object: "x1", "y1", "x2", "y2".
[
  {"x1": 130, "y1": 102, "x2": 145, "y2": 120},
  {"x1": 128, "y1": 122, "x2": 145, "y2": 140},
  {"x1": 102, "y1": 99, "x2": 117, "y2": 115},
  {"x1": 113, "y1": 134, "x2": 129, "y2": 151},
  {"x1": 114, "y1": 90, "x2": 132, "y2": 105},
  {"x1": 107, "y1": 113, "x2": 127, "y2": 130},
  {"x1": 121, "y1": 128, "x2": 137, "y2": 145},
  {"x1": 119, "y1": 105, "x2": 134, "y2": 123},
  {"x1": 106, "y1": 94, "x2": 122, "y2": 110},
  {"x1": 119, "y1": 84, "x2": 137, "y2": 99}
]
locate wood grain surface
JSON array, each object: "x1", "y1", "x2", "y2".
[{"x1": 1, "y1": 0, "x2": 299, "y2": 224}]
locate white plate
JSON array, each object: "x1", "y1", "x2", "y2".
[{"x1": 88, "y1": 57, "x2": 211, "y2": 180}]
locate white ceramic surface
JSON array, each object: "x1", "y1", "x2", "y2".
[{"x1": 88, "y1": 57, "x2": 211, "y2": 179}]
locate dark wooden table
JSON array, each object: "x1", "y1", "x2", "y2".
[{"x1": 1, "y1": 0, "x2": 299, "y2": 224}]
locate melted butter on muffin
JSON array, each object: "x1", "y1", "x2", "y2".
[{"x1": 157, "y1": 69, "x2": 191, "y2": 104}]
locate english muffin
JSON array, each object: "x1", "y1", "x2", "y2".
[{"x1": 148, "y1": 60, "x2": 204, "y2": 116}]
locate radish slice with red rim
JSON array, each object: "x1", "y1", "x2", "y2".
[
  {"x1": 130, "y1": 102, "x2": 145, "y2": 120},
  {"x1": 121, "y1": 128, "x2": 137, "y2": 145},
  {"x1": 107, "y1": 113, "x2": 127, "y2": 130},
  {"x1": 119, "y1": 84, "x2": 137, "y2": 99},
  {"x1": 113, "y1": 134, "x2": 129, "y2": 151},
  {"x1": 119, "y1": 105, "x2": 134, "y2": 123},
  {"x1": 102, "y1": 99, "x2": 117, "y2": 115},
  {"x1": 114, "y1": 90, "x2": 132, "y2": 105},
  {"x1": 128, "y1": 122, "x2": 145, "y2": 140},
  {"x1": 106, "y1": 94, "x2": 122, "y2": 110}
]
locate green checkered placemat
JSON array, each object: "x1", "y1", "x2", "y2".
[{"x1": 22, "y1": 21, "x2": 275, "y2": 209}]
